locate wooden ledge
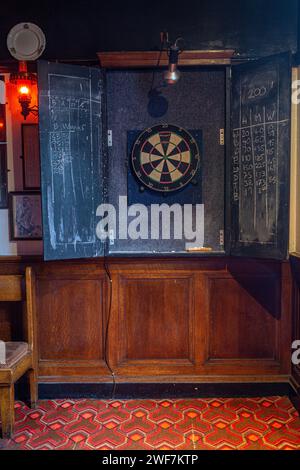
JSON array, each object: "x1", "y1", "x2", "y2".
[{"x1": 97, "y1": 50, "x2": 235, "y2": 68}]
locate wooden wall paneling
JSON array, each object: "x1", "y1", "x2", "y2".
[
  {"x1": 0, "y1": 256, "x2": 294, "y2": 386},
  {"x1": 97, "y1": 50, "x2": 235, "y2": 68},
  {"x1": 35, "y1": 261, "x2": 111, "y2": 381},
  {"x1": 107, "y1": 256, "x2": 228, "y2": 272},
  {"x1": 109, "y1": 257, "x2": 226, "y2": 381},
  {"x1": 106, "y1": 258, "x2": 289, "y2": 379},
  {"x1": 289, "y1": 68, "x2": 300, "y2": 254},
  {"x1": 123, "y1": 276, "x2": 192, "y2": 360},
  {"x1": 203, "y1": 267, "x2": 284, "y2": 375},
  {"x1": 0, "y1": 275, "x2": 23, "y2": 301},
  {"x1": 0, "y1": 256, "x2": 42, "y2": 276},
  {"x1": 290, "y1": 255, "x2": 300, "y2": 405},
  {"x1": 227, "y1": 259, "x2": 288, "y2": 369},
  {"x1": 292, "y1": 281, "x2": 300, "y2": 383},
  {"x1": 108, "y1": 269, "x2": 199, "y2": 376},
  {"x1": 106, "y1": 258, "x2": 221, "y2": 378},
  {"x1": 208, "y1": 273, "x2": 277, "y2": 359},
  {"x1": 279, "y1": 262, "x2": 293, "y2": 374}
]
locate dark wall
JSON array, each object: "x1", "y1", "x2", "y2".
[
  {"x1": 0, "y1": 0, "x2": 298, "y2": 60},
  {"x1": 107, "y1": 68, "x2": 225, "y2": 254}
]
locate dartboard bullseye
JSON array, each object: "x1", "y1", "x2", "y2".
[{"x1": 131, "y1": 124, "x2": 200, "y2": 192}]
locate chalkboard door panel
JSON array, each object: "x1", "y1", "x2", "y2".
[
  {"x1": 38, "y1": 61, "x2": 105, "y2": 260},
  {"x1": 230, "y1": 53, "x2": 291, "y2": 259}
]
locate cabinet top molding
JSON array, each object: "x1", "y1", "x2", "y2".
[{"x1": 97, "y1": 50, "x2": 235, "y2": 68}]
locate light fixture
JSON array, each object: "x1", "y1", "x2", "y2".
[
  {"x1": 164, "y1": 38, "x2": 183, "y2": 85},
  {"x1": 6, "y1": 22, "x2": 46, "y2": 120},
  {"x1": 9, "y1": 61, "x2": 38, "y2": 120}
]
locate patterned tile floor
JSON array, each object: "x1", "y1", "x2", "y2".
[{"x1": 0, "y1": 396, "x2": 300, "y2": 450}]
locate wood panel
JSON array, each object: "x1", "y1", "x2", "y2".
[
  {"x1": 109, "y1": 272, "x2": 198, "y2": 376},
  {"x1": 97, "y1": 50, "x2": 235, "y2": 68},
  {"x1": 0, "y1": 256, "x2": 293, "y2": 385},
  {"x1": 291, "y1": 254, "x2": 300, "y2": 406},
  {"x1": 122, "y1": 277, "x2": 192, "y2": 360},
  {"x1": 0, "y1": 276, "x2": 23, "y2": 301},
  {"x1": 292, "y1": 282, "x2": 300, "y2": 384},
  {"x1": 38, "y1": 279, "x2": 103, "y2": 360},
  {"x1": 289, "y1": 68, "x2": 300, "y2": 253},
  {"x1": 208, "y1": 274, "x2": 278, "y2": 360},
  {"x1": 35, "y1": 261, "x2": 110, "y2": 380}
]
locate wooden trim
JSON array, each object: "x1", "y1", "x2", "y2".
[
  {"x1": 97, "y1": 50, "x2": 235, "y2": 68},
  {"x1": 38, "y1": 361, "x2": 111, "y2": 381},
  {"x1": 0, "y1": 256, "x2": 43, "y2": 262},
  {"x1": 290, "y1": 253, "x2": 300, "y2": 409},
  {"x1": 37, "y1": 375, "x2": 292, "y2": 385},
  {"x1": 289, "y1": 67, "x2": 300, "y2": 253},
  {"x1": 280, "y1": 262, "x2": 293, "y2": 374},
  {"x1": 25, "y1": 267, "x2": 37, "y2": 356},
  {"x1": 0, "y1": 354, "x2": 33, "y2": 384}
]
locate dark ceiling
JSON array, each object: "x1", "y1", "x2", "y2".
[{"x1": 0, "y1": 0, "x2": 298, "y2": 61}]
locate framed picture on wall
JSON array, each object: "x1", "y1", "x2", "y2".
[
  {"x1": 21, "y1": 124, "x2": 41, "y2": 189},
  {"x1": 0, "y1": 145, "x2": 8, "y2": 209},
  {"x1": 0, "y1": 78, "x2": 8, "y2": 208},
  {"x1": 9, "y1": 191, "x2": 43, "y2": 240}
]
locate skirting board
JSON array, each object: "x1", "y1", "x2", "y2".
[{"x1": 16, "y1": 381, "x2": 296, "y2": 402}]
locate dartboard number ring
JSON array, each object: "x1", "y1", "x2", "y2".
[{"x1": 131, "y1": 124, "x2": 200, "y2": 192}]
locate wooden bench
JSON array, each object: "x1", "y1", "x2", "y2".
[{"x1": 0, "y1": 267, "x2": 38, "y2": 438}]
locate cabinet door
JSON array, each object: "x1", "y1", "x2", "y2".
[
  {"x1": 38, "y1": 61, "x2": 105, "y2": 260},
  {"x1": 229, "y1": 53, "x2": 291, "y2": 259},
  {"x1": 0, "y1": 77, "x2": 7, "y2": 209}
]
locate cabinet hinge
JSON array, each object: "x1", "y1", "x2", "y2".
[
  {"x1": 219, "y1": 229, "x2": 224, "y2": 246},
  {"x1": 107, "y1": 130, "x2": 112, "y2": 147},
  {"x1": 219, "y1": 128, "x2": 225, "y2": 146}
]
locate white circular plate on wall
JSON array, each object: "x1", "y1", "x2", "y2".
[{"x1": 7, "y1": 22, "x2": 46, "y2": 61}]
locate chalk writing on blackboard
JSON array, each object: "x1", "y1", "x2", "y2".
[
  {"x1": 38, "y1": 62, "x2": 104, "y2": 260},
  {"x1": 231, "y1": 63, "x2": 289, "y2": 245}
]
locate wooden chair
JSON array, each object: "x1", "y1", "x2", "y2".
[{"x1": 0, "y1": 267, "x2": 38, "y2": 438}]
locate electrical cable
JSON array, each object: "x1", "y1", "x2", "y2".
[
  {"x1": 103, "y1": 256, "x2": 117, "y2": 399},
  {"x1": 148, "y1": 33, "x2": 166, "y2": 95}
]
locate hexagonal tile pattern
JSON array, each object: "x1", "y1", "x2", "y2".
[{"x1": 0, "y1": 396, "x2": 299, "y2": 450}]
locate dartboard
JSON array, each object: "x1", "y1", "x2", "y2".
[{"x1": 131, "y1": 124, "x2": 200, "y2": 192}]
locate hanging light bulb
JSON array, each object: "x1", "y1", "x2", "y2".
[{"x1": 164, "y1": 38, "x2": 183, "y2": 85}]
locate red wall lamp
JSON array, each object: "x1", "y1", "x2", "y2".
[{"x1": 9, "y1": 61, "x2": 38, "y2": 120}]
